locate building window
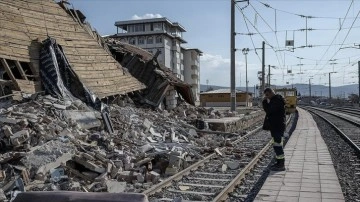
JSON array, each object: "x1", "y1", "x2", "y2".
[
  {"x1": 154, "y1": 23, "x2": 162, "y2": 31},
  {"x1": 128, "y1": 25, "x2": 134, "y2": 33},
  {"x1": 156, "y1": 36, "x2": 162, "y2": 44},
  {"x1": 147, "y1": 37, "x2": 153, "y2": 44},
  {"x1": 138, "y1": 37, "x2": 145, "y2": 44},
  {"x1": 129, "y1": 38, "x2": 136, "y2": 45},
  {"x1": 135, "y1": 24, "x2": 144, "y2": 32}
]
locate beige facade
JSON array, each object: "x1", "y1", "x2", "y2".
[
  {"x1": 182, "y1": 48, "x2": 202, "y2": 103},
  {"x1": 200, "y1": 89, "x2": 253, "y2": 107}
]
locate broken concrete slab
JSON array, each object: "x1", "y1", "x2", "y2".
[
  {"x1": 142, "y1": 119, "x2": 152, "y2": 130},
  {"x1": 10, "y1": 130, "x2": 30, "y2": 146},
  {"x1": 106, "y1": 180, "x2": 127, "y2": 193},
  {"x1": 2, "y1": 125, "x2": 13, "y2": 137},
  {"x1": 149, "y1": 171, "x2": 160, "y2": 183},
  {"x1": 35, "y1": 153, "x2": 73, "y2": 179},
  {"x1": 117, "y1": 171, "x2": 136, "y2": 183},
  {"x1": 225, "y1": 161, "x2": 240, "y2": 170},
  {"x1": 63, "y1": 110, "x2": 101, "y2": 129},
  {"x1": 52, "y1": 104, "x2": 67, "y2": 110},
  {"x1": 220, "y1": 164, "x2": 227, "y2": 172},
  {"x1": 0, "y1": 117, "x2": 19, "y2": 124},
  {"x1": 140, "y1": 144, "x2": 153, "y2": 153},
  {"x1": 73, "y1": 155, "x2": 106, "y2": 174}
]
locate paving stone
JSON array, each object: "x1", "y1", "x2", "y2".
[{"x1": 255, "y1": 109, "x2": 344, "y2": 202}]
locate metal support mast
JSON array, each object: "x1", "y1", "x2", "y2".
[
  {"x1": 329, "y1": 73, "x2": 332, "y2": 100},
  {"x1": 230, "y1": 0, "x2": 236, "y2": 111},
  {"x1": 358, "y1": 61, "x2": 360, "y2": 107},
  {"x1": 262, "y1": 41, "x2": 265, "y2": 95}
]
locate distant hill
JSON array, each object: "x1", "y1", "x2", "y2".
[{"x1": 200, "y1": 84, "x2": 358, "y2": 98}]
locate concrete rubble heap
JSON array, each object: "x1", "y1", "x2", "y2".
[{"x1": 0, "y1": 94, "x2": 264, "y2": 200}]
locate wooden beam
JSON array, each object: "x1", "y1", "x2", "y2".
[
  {"x1": 0, "y1": 58, "x2": 19, "y2": 90},
  {"x1": 14, "y1": 61, "x2": 28, "y2": 80}
]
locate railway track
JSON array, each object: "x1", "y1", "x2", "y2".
[
  {"x1": 144, "y1": 116, "x2": 292, "y2": 202},
  {"x1": 304, "y1": 106, "x2": 360, "y2": 154},
  {"x1": 304, "y1": 106, "x2": 360, "y2": 201},
  {"x1": 326, "y1": 107, "x2": 360, "y2": 118}
]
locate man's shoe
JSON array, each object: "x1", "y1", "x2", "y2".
[
  {"x1": 270, "y1": 159, "x2": 285, "y2": 171},
  {"x1": 270, "y1": 164, "x2": 285, "y2": 171}
]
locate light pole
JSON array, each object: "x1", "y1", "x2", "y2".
[
  {"x1": 309, "y1": 77, "x2": 312, "y2": 103},
  {"x1": 230, "y1": 0, "x2": 236, "y2": 111},
  {"x1": 358, "y1": 61, "x2": 360, "y2": 107},
  {"x1": 328, "y1": 72, "x2": 337, "y2": 101},
  {"x1": 268, "y1": 65, "x2": 277, "y2": 87},
  {"x1": 242, "y1": 48, "x2": 249, "y2": 107}
]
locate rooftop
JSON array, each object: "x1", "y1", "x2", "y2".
[
  {"x1": 181, "y1": 47, "x2": 203, "y2": 55},
  {"x1": 201, "y1": 89, "x2": 252, "y2": 94},
  {"x1": 115, "y1": 17, "x2": 186, "y2": 32}
]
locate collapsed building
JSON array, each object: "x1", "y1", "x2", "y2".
[
  {"x1": 0, "y1": 0, "x2": 265, "y2": 201},
  {"x1": 0, "y1": 0, "x2": 195, "y2": 110},
  {"x1": 0, "y1": 0, "x2": 146, "y2": 100},
  {"x1": 105, "y1": 39, "x2": 195, "y2": 109}
]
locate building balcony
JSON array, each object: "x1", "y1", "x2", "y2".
[{"x1": 191, "y1": 67, "x2": 199, "y2": 76}]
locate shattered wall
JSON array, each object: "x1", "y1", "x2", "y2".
[
  {"x1": 0, "y1": 0, "x2": 145, "y2": 98},
  {"x1": 106, "y1": 40, "x2": 195, "y2": 108}
]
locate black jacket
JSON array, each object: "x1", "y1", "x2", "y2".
[{"x1": 262, "y1": 94, "x2": 286, "y2": 132}]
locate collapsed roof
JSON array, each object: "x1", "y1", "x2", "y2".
[
  {"x1": 105, "y1": 39, "x2": 195, "y2": 106},
  {"x1": 0, "y1": 0, "x2": 145, "y2": 98}
]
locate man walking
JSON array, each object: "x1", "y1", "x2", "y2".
[{"x1": 262, "y1": 88, "x2": 286, "y2": 171}]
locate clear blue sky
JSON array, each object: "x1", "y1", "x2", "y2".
[{"x1": 70, "y1": 0, "x2": 360, "y2": 88}]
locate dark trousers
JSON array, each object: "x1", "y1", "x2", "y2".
[{"x1": 270, "y1": 131, "x2": 284, "y2": 160}]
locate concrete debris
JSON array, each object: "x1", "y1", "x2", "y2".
[
  {"x1": 220, "y1": 164, "x2": 227, "y2": 172},
  {"x1": 178, "y1": 185, "x2": 190, "y2": 191},
  {"x1": 106, "y1": 180, "x2": 127, "y2": 193},
  {"x1": 225, "y1": 161, "x2": 240, "y2": 170},
  {"x1": 0, "y1": 92, "x2": 263, "y2": 200}
]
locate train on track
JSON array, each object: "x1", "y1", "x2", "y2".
[{"x1": 274, "y1": 88, "x2": 298, "y2": 114}]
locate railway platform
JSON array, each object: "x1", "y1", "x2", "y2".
[{"x1": 254, "y1": 108, "x2": 345, "y2": 202}]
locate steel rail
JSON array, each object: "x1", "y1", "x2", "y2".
[
  {"x1": 212, "y1": 114, "x2": 292, "y2": 202},
  {"x1": 144, "y1": 115, "x2": 293, "y2": 201},
  {"x1": 142, "y1": 124, "x2": 263, "y2": 196},
  {"x1": 304, "y1": 107, "x2": 360, "y2": 154}
]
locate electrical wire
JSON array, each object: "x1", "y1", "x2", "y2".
[
  {"x1": 235, "y1": 4, "x2": 283, "y2": 70},
  {"x1": 313, "y1": 8, "x2": 360, "y2": 76},
  {"x1": 240, "y1": 4, "x2": 263, "y2": 63},
  {"x1": 236, "y1": 25, "x2": 360, "y2": 36},
  {"x1": 311, "y1": 0, "x2": 354, "y2": 74},
  {"x1": 255, "y1": 0, "x2": 357, "y2": 20},
  {"x1": 249, "y1": 2, "x2": 284, "y2": 69}
]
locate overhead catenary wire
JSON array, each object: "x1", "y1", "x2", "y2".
[
  {"x1": 240, "y1": 4, "x2": 262, "y2": 63},
  {"x1": 313, "y1": 8, "x2": 360, "y2": 77},
  {"x1": 311, "y1": 0, "x2": 354, "y2": 74},
  {"x1": 249, "y1": 2, "x2": 284, "y2": 69},
  {"x1": 235, "y1": 25, "x2": 360, "y2": 36},
  {"x1": 235, "y1": 3, "x2": 283, "y2": 70},
  {"x1": 255, "y1": 0, "x2": 357, "y2": 20}
]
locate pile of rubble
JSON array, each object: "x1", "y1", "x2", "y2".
[{"x1": 0, "y1": 94, "x2": 265, "y2": 200}]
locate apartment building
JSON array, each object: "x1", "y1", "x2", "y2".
[
  {"x1": 182, "y1": 48, "x2": 202, "y2": 102},
  {"x1": 112, "y1": 17, "x2": 202, "y2": 104}
]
